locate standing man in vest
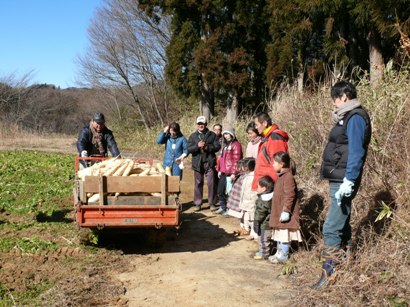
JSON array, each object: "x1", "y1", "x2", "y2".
[
  {"x1": 251, "y1": 112, "x2": 289, "y2": 191},
  {"x1": 187, "y1": 116, "x2": 221, "y2": 211},
  {"x1": 312, "y1": 81, "x2": 372, "y2": 289}
]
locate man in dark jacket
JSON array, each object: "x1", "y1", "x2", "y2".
[
  {"x1": 77, "y1": 112, "x2": 121, "y2": 160},
  {"x1": 187, "y1": 116, "x2": 221, "y2": 211},
  {"x1": 312, "y1": 81, "x2": 371, "y2": 289}
]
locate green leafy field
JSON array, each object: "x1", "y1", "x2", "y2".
[{"x1": 0, "y1": 151, "x2": 74, "y2": 216}]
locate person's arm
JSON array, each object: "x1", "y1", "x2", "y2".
[
  {"x1": 106, "y1": 132, "x2": 121, "y2": 157},
  {"x1": 205, "y1": 132, "x2": 221, "y2": 153},
  {"x1": 231, "y1": 141, "x2": 243, "y2": 175},
  {"x1": 345, "y1": 115, "x2": 367, "y2": 183},
  {"x1": 156, "y1": 131, "x2": 168, "y2": 144},
  {"x1": 187, "y1": 133, "x2": 199, "y2": 154},
  {"x1": 281, "y1": 174, "x2": 297, "y2": 214},
  {"x1": 76, "y1": 127, "x2": 89, "y2": 156},
  {"x1": 176, "y1": 136, "x2": 189, "y2": 163}
]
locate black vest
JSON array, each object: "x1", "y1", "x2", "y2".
[{"x1": 320, "y1": 107, "x2": 371, "y2": 182}]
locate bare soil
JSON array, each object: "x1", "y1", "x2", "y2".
[{"x1": 1, "y1": 136, "x2": 293, "y2": 306}]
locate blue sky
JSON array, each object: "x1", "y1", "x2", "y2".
[{"x1": 0, "y1": 0, "x2": 101, "y2": 88}]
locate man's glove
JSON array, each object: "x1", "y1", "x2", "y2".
[
  {"x1": 279, "y1": 211, "x2": 290, "y2": 222},
  {"x1": 335, "y1": 178, "x2": 354, "y2": 206},
  {"x1": 253, "y1": 221, "x2": 260, "y2": 235},
  {"x1": 81, "y1": 150, "x2": 88, "y2": 157}
]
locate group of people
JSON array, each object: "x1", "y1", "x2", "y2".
[{"x1": 77, "y1": 81, "x2": 372, "y2": 289}]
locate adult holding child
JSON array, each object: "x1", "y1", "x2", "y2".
[
  {"x1": 187, "y1": 116, "x2": 221, "y2": 211},
  {"x1": 252, "y1": 112, "x2": 289, "y2": 190},
  {"x1": 311, "y1": 81, "x2": 372, "y2": 289},
  {"x1": 156, "y1": 122, "x2": 188, "y2": 179}
]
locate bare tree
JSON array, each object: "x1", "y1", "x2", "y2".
[{"x1": 76, "y1": 0, "x2": 171, "y2": 130}]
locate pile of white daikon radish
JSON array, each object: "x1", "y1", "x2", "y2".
[
  {"x1": 77, "y1": 158, "x2": 172, "y2": 203},
  {"x1": 77, "y1": 158, "x2": 171, "y2": 181}
]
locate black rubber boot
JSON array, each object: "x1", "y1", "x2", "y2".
[{"x1": 310, "y1": 251, "x2": 338, "y2": 290}]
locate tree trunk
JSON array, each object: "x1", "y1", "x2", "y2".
[
  {"x1": 225, "y1": 94, "x2": 239, "y2": 125},
  {"x1": 199, "y1": 80, "x2": 214, "y2": 121},
  {"x1": 367, "y1": 30, "x2": 384, "y2": 85}
]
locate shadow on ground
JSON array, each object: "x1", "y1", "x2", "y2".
[
  {"x1": 96, "y1": 203, "x2": 239, "y2": 255},
  {"x1": 36, "y1": 209, "x2": 73, "y2": 223}
]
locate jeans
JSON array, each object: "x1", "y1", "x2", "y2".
[{"x1": 323, "y1": 182, "x2": 355, "y2": 249}]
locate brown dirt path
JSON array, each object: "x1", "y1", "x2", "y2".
[
  {"x1": 0, "y1": 136, "x2": 293, "y2": 306},
  {"x1": 117, "y1": 166, "x2": 292, "y2": 306}
]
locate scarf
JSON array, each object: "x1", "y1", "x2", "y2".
[
  {"x1": 251, "y1": 136, "x2": 261, "y2": 145},
  {"x1": 90, "y1": 122, "x2": 105, "y2": 154},
  {"x1": 332, "y1": 98, "x2": 361, "y2": 123}
]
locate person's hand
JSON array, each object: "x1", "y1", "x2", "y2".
[
  {"x1": 335, "y1": 178, "x2": 354, "y2": 206},
  {"x1": 198, "y1": 140, "x2": 205, "y2": 148},
  {"x1": 279, "y1": 211, "x2": 290, "y2": 222},
  {"x1": 218, "y1": 171, "x2": 222, "y2": 178},
  {"x1": 175, "y1": 157, "x2": 183, "y2": 164},
  {"x1": 230, "y1": 174, "x2": 236, "y2": 181},
  {"x1": 163, "y1": 126, "x2": 169, "y2": 133},
  {"x1": 81, "y1": 150, "x2": 88, "y2": 157}
]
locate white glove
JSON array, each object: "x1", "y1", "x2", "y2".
[
  {"x1": 335, "y1": 178, "x2": 354, "y2": 206},
  {"x1": 81, "y1": 150, "x2": 88, "y2": 157},
  {"x1": 279, "y1": 211, "x2": 290, "y2": 222}
]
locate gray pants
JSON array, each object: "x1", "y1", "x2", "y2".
[{"x1": 193, "y1": 164, "x2": 216, "y2": 206}]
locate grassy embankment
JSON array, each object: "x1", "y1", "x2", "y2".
[
  {"x1": 116, "y1": 69, "x2": 409, "y2": 305},
  {"x1": 0, "y1": 68, "x2": 408, "y2": 305}
]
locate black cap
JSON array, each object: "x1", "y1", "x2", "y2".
[{"x1": 92, "y1": 112, "x2": 105, "y2": 123}]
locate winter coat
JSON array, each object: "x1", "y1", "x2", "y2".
[
  {"x1": 269, "y1": 169, "x2": 300, "y2": 230},
  {"x1": 245, "y1": 137, "x2": 261, "y2": 159},
  {"x1": 321, "y1": 108, "x2": 371, "y2": 182},
  {"x1": 227, "y1": 173, "x2": 246, "y2": 213},
  {"x1": 156, "y1": 131, "x2": 188, "y2": 177},
  {"x1": 77, "y1": 125, "x2": 120, "y2": 157},
  {"x1": 217, "y1": 140, "x2": 243, "y2": 175},
  {"x1": 252, "y1": 125, "x2": 288, "y2": 190},
  {"x1": 238, "y1": 171, "x2": 258, "y2": 212},
  {"x1": 254, "y1": 192, "x2": 273, "y2": 230},
  {"x1": 187, "y1": 129, "x2": 221, "y2": 172}
]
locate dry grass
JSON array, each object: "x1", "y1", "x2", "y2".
[
  {"x1": 0, "y1": 122, "x2": 76, "y2": 153},
  {"x1": 269, "y1": 70, "x2": 410, "y2": 305}
]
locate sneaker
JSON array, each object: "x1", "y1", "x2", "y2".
[
  {"x1": 220, "y1": 210, "x2": 230, "y2": 216},
  {"x1": 269, "y1": 253, "x2": 288, "y2": 264},
  {"x1": 192, "y1": 205, "x2": 202, "y2": 212},
  {"x1": 213, "y1": 207, "x2": 225, "y2": 214},
  {"x1": 253, "y1": 252, "x2": 263, "y2": 260},
  {"x1": 209, "y1": 204, "x2": 218, "y2": 211}
]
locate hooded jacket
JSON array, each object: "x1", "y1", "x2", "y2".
[
  {"x1": 254, "y1": 191, "x2": 274, "y2": 230},
  {"x1": 217, "y1": 125, "x2": 243, "y2": 175},
  {"x1": 252, "y1": 124, "x2": 289, "y2": 190}
]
